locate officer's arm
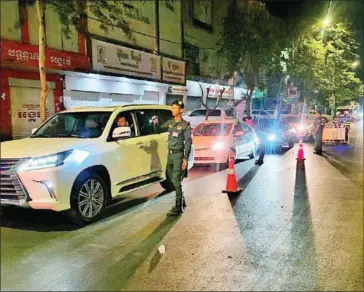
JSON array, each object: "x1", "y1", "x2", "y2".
[
  {"x1": 153, "y1": 118, "x2": 170, "y2": 134},
  {"x1": 184, "y1": 124, "x2": 192, "y2": 160}
]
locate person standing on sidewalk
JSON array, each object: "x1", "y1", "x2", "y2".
[
  {"x1": 313, "y1": 110, "x2": 325, "y2": 155},
  {"x1": 152, "y1": 100, "x2": 192, "y2": 216}
]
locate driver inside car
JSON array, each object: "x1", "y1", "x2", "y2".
[
  {"x1": 117, "y1": 116, "x2": 129, "y2": 127},
  {"x1": 116, "y1": 115, "x2": 135, "y2": 137}
]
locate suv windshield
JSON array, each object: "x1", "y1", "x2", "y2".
[
  {"x1": 32, "y1": 112, "x2": 112, "y2": 139},
  {"x1": 194, "y1": 123, "x2": 233, "y2": 136}
]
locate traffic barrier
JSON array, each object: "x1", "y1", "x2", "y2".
[
  {"x1": 222, "y1": 150, "x2": 241, "y2": 195},
  {"x1": 296, "y1": 138, "x2": 306, "y2": 161},
  {"x1": 322, "y1": 127, "x2": 347, "y2": 144}
]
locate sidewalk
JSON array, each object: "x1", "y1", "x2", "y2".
[{"x1": 123, "y1": 144, "x2": 363, "y2": 291}]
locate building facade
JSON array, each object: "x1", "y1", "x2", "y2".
[
  {"x1": 0, "y1": 0, "x2": 246, "y2": 140},
  {"x1": 181, "y1": 0, "x2": 247, "y2": 111},
  {"x1": 65, "y1": 0, "x2": 186, "y2": 111},
  {"x1": 0, "y1": 0, "x2": 89, "y2": 140}
]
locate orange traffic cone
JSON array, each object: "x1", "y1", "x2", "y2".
[
  {"x1": 222, "y1": 150, "x2": 241, "y2": 194},
  {"x1": 296, "y1": 138, "x2": 306, "y2": 161}
]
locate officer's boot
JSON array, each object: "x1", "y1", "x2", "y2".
[
  {"x1": 255, "y1": 159, "x2": 264, "y2": 165},
  {"x1": 182, "y1": 195, "x2": 187, "y2": 209},
  {"x1": 167, "y1": 199, "x2": 183, "y2": 216}
]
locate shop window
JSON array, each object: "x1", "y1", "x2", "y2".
[
  {"x1": 1, "y1": 0, "x2": 20, "y2": 41},
  {"x1": 184, "y1": 42, "x2": 200, "y2": 76}
]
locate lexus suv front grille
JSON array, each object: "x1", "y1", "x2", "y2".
[{"x1": 0, "y1": 159, "x2": 28, "y2": 201}]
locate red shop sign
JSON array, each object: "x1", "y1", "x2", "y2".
[{"x1": 1, "y1": 40, "x2": 89, "y2": 71}]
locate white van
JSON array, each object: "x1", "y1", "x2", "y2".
[{"x1": 0, "y1": 105, "x2": 193, "y2": 224}]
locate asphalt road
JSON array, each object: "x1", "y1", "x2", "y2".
[{"x1": 1, "y1": 140, "x2": 362, "y2": 291}]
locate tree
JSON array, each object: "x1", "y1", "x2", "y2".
[
  {"x1": 286, "y1": 21, "x2": 362, "y2": 110},
  {"x1": 22, "y1": 0, "x2": 130, "y2": 122},
  {"x1": 219, "y1": 0, "x2": 288, "y2": 115},
  {"x1": 198, "y1": 83, "x2": 225, "y2": 121}
]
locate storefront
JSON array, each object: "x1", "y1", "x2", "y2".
[
  {"x1": 62, "y1": 38, "x2": 187, "y2": 110},
  {"x1": 185, "y1": 80, "x2": 245, "y2": 111},
  {"x1": 166, "y1": 86, "x2": 188, "y2": 107},
  {"x1": 0, "y1": 40, "x2": 89, "y2": 140}
]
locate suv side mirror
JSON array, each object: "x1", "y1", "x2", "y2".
[
  {"x1": 112, "y1": 126, "x2": 131, "y2": 140},
  {"x1": 31, "y1": 128, "x2": 38, "y2": 135}
]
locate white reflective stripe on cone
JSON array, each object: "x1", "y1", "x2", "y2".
[{"x1": 228, "y1": 169, "x2": 235, "y2": 175}]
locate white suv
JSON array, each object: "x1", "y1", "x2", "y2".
[{"x1": 0, "y1": 105, "x2": 193, "y2": 224}]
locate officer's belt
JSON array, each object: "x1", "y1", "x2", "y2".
[{"x1": 168, "y1": 149, "x2": 184, "y2": 154}]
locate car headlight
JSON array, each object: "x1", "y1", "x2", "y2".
[
  {"x1": 18, "y1": 150, "x2": 73, "y2": 171},
  {"x1": 212, "y1": 142, "x2": 225, "y2": 150},
  {"x1": 267, "y1": 134, "x2": 276, "y2": 141}
]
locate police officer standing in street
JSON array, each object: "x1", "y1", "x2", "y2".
[
  {"x1": 312, "y1": 110, "x2": 325, "y2": 155},
  {"x1": 152, "y1": 100, "x2": 192, "y2": 216}
]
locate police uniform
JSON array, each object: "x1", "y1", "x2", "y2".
[
  {"x1": 313, "y1": 116, "x2": 325, "y2": 154},
  {"x1": 155, "y1": 101, "x2": 192, "y2": 215}
]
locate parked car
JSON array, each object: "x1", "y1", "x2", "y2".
[
  {"x1": 192, "y1": 120, "x2": 258, "y2": 168},
  {"x1": 0, "y1": 105, "x2": 194, "y2": 225},
  {"x1": 184, "y1": 108, "x2": 235, "y2": 129},
  {"x1": 254, "y1": 118, "x2": 295, "y2": 151}
]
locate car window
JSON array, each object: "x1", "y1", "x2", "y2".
[
  {"x1": 110, "y1": 111, "x2": 135, "y2": 138},
  {"x1": 135, "y1": 110, "x2": 159, "y2": 136},
  {"x1": 190, "y1": 109, "x2": 206, "y2": 117},
  {"x1": 32, "y1": 112, "x2": 111, "y2": 138},
  {"x1": 225, "y1": 109, "x2": 234, "y2": 117},
  {"x1": 194, "y1": 123, "x2": 232, "y2": 136},
  {"x1": 208, "y1": 109, "x2": 222, "y2": 117},
  {"x1": 155, "y1": 109, "x2": 173, "y2": 133}
]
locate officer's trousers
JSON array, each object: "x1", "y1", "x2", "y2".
[
  {"x1": 314, "y1": 131, "x2": 323, "y2": 153},
  {"x1": 166, "y1": 152, "x2": 184, "y2": 201}
]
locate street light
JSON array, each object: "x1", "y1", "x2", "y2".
[
  {"x1": 322, "y1": 16, "x2": 331, "y2": 28},
  {"x1": 352, "y1": 61, "x2": 359, "y2": 69}
]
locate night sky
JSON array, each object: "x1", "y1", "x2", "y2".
[
  {"x1": 263, "y1": 0, "x2": 325, "y2": 21},
  {"x1": 264, "y1": 0, "x2": 305, "y2": 19}
]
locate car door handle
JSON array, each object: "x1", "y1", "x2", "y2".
[{"x1": 137, "y1": 143, "x2": 146, "y2": 149}]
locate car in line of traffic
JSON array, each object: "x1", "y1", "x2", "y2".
[
  {"x1": 182, "y1": 108, "x2": 235, "y2": 129},
  {"x1": 254, "y1": 118, "x2": 296, "y2": 151},
  {"x1": 192, "y1": 119, "x2": 258, "y2": 168}
]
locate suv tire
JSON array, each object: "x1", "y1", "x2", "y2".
[{"x1": 68, "y1": 173, "x2": 108, "y2": 226}]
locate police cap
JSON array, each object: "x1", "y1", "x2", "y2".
[{"x1": 172, "y1": 100, "x2": 185, "y2": 109}]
